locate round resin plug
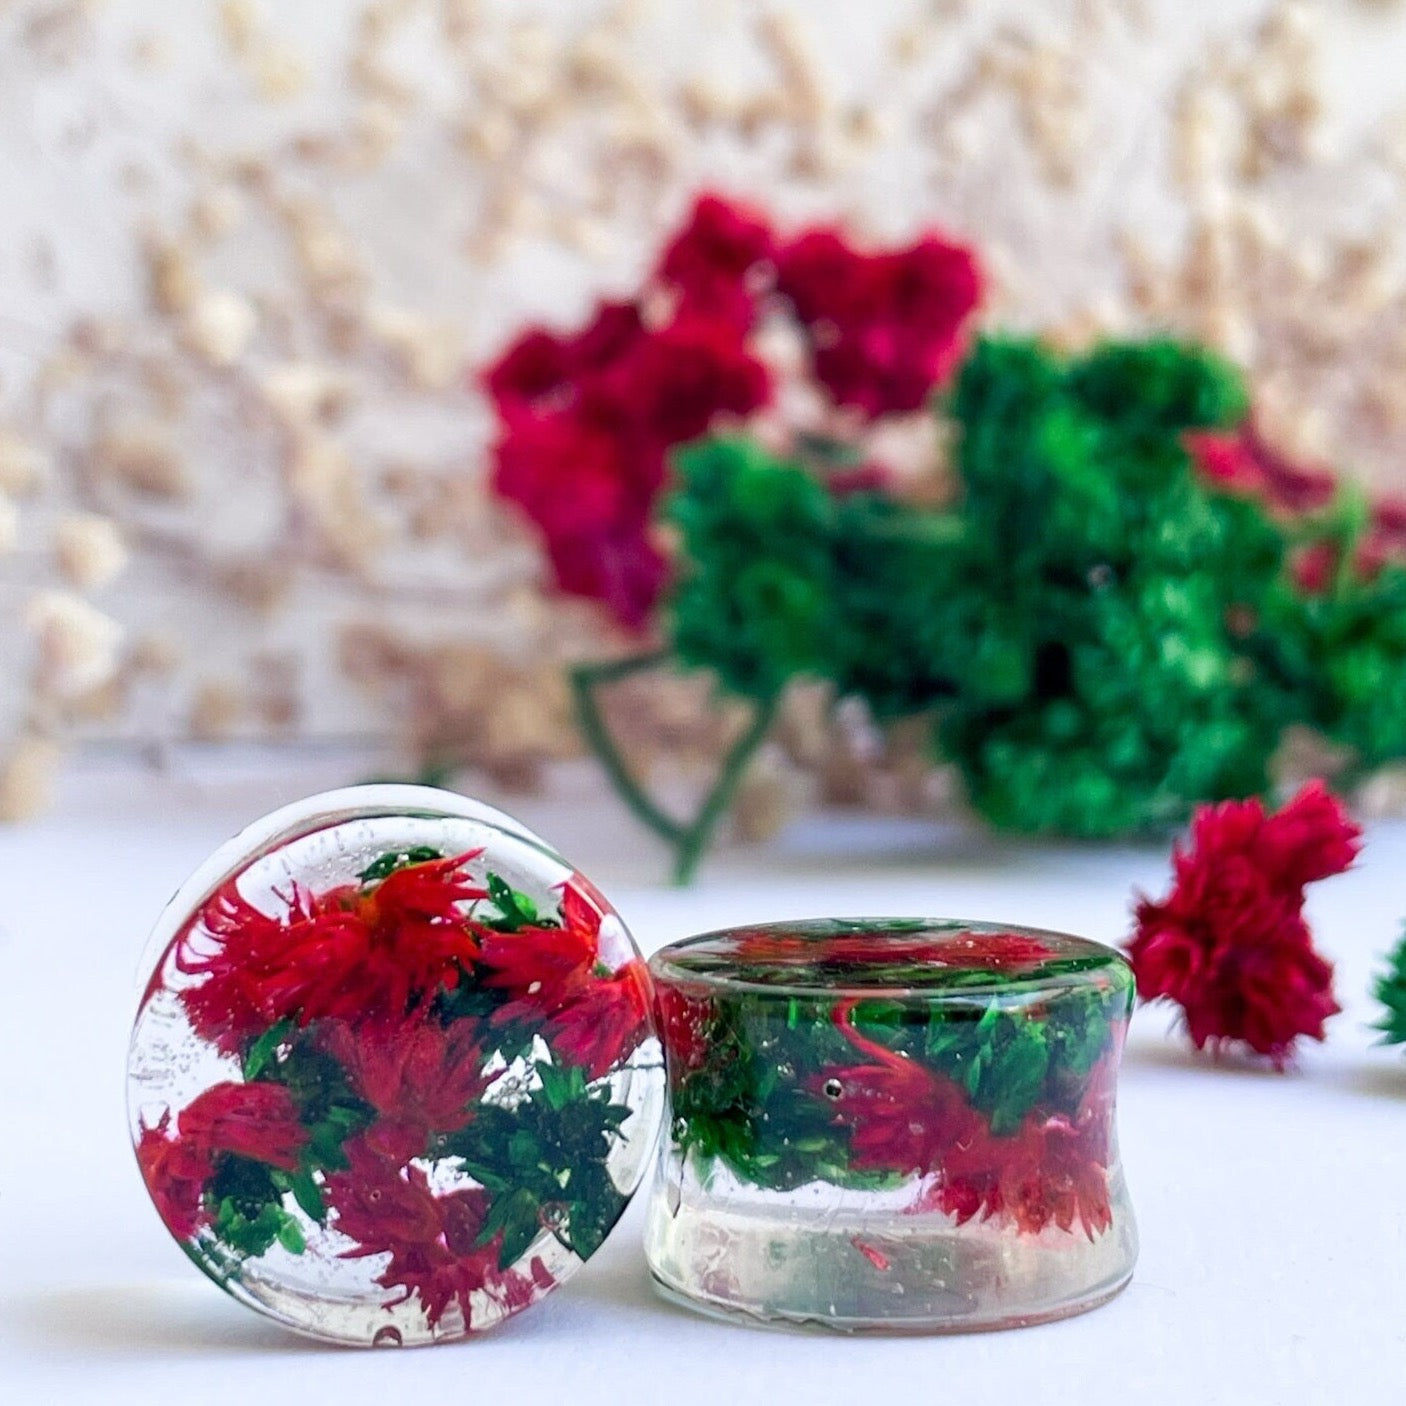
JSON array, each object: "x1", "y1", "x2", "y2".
[
  {"x1": 645, "y1": 919, "x2": 1137, "y2": 1333},
  {"x1": 128, "y1": 785, "x2": 664, "y2": 1346}
]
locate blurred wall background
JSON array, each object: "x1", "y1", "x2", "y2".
[{"x1": 3, "y1": 0, "x2": 1406, "y2": 816}]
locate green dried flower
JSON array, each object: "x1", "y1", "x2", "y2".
[
  {"x1": 932, "y1": 336, "x2": 1293, "y2": 837},
  {"x1": 1374, "y1": 928, "x2": 1406, "y2": 1047}
]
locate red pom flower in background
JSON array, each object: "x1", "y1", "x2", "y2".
[
  {"x1": 1187, "y1": 422, "x2": 1406, "y2": 590},
  {"x1": 1126, "y1": 780, "x2": 1361, "y2": 1066},
  {"x1": 1186, "y1": 424, "x2": 1336, "y2": 517},
  {"x1": 655, "y1": 192, "x2": 776, "y2": 327},
  {"x1": 484, "y1": 196, "x2": 776, "y2": 629},
  {"x1": 482, "y1": 192, "x2": 983, "y2": 629},
  {"x1": 777, "y1": 227, "x2": 981, "y2": 419}
]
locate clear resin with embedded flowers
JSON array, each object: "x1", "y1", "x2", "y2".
[
  {"x1": 127, "y1": 786, "x2": 663, "y2": 1347},
  {"x1": 645, "y1": 919, "x2": 1137, "y2": 1333}
]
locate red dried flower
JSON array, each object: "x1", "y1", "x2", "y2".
[
  {"x1": 485, "y1": 291, "x2": 767, "y2": 629},
  {"x1": 1290, "y1": 539, "x2": 1339, "y2": 595},
  {"x1": 818, "y1": 1000, "x2": 989, "y2": 1178},
  {"x1": 776, "y1": 227, "x2": 879, "y2": 328},
  {"x1": 477, "y1": 885, "x2": 599, "y2": 1001},
  {"x1": 137, "y1": 1081, "x2": 309, "y2": 1240},
  {"x1": 655, "y1": 985, "x2": 714, "y2": 1074},
  {"x1": 1357, "y1": 497, "x2": 1406, "y2": 580},
  {"x1": 176, "y1": 852, "x2": 487, "y2": 1054},
  {"x1": 176, "y1": 1080, "x2": 309, "y2": 1169},
  {"x1": 934, "y1": 1055, "x2": 1118, "y2": 1240},
  {"x1": 1283, "y1": 498, "x2": 1406, "y2": 594},
  {"x1": 778, "y1": 227, "x2": 981, "y2": 419},
  {"x1": 570, "y1": 300, "x2": 650, "y2": 375},
  {"x1": 476, "y1": 879, "x2": 652, "y2": 1079},
  {"x1": 1185, "y1": 425, "x2": 1336, "y2": 516},
  {"x1": 545, "y1": 528, "x2": 669, "y2": 632},
  {"x1": 483, "y1": 329, "x2": 577, "y2": 417},
  {"x1": 600, "y1": 313, "x2": 771, "y2": 447},
  {"x1": 823, "y1": 1001, "x2": 1118, "y2": 1239},
  {"x1": 492, "y1": 410, "x2": 653, "y2": 542},
  {"x1": 1191, "y1": 426, "x2": 1406, "y2": 591},
  {"x1": 484, "y1": 303, "x2": 648, "y2": 418},
  {"x1": 546, "y1": 959, "x2": 653, "y2": 1081},
  {"x1": 327, "y1": 1135, "x2": 541, "y2": 1329},
  {"x1": 318, "y1": 1015, "x2": 489, "y2": 1158},
  {"x1": 825, "y1": 462, "x2": 895, "y2": 498},
  {"x1": 1127, "y1": 781, "x2": 1360, "y2": 1065},
  {"x1": 136, "y1": 1119, "x2": 211, "y2": 1240},
  {"x1": 654, "y1": 192, "x2": 776, "y2": 327},
  {"x1": 930, "y1": 932, "x2": 1057, "y2": 969},
  {"x1": 730, "y1": 927, "x2": 1054, "y2": 973}
]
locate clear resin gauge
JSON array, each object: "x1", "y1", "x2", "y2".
[
  {"x1": 646, "y1": 918, "x2": 1137, "y2": 1333},
  {"x1": 128, "y1": 785, "x2": 664, "y2": 1346}
]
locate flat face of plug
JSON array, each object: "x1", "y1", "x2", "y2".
[
  {"x1": 128, "y1": 786, "x2": 663, "y2": 1346},
  {"x1": 654, "y1": 918, "x2": 1125, "y2": 993}
]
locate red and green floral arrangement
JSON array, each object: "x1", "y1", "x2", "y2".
[
  {"x1": 655, "y1": 923, "x2": 1131, "y2": 1239},
  {"x1": 483, "y1": 194, "x2": 1406, "y2": 887},
  {"x1": 135, "y1": 848, "x2": 652, "y2": 1331}
]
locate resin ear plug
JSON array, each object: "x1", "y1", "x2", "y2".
[
  {"x1": 127, "y1": 786, "x2": 664, "y2": 1346},
  {"x1": 645, "y1": 919, "x2": 1137, "y2": 1333}
]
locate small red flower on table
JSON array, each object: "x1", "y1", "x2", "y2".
[{"x1": 1126, "y1": 781, "x2": 1361, "y2": 1066}]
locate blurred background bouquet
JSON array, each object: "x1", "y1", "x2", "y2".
[{"x1": 5, "y1": 0, "x2": 1406, "y2": 876}]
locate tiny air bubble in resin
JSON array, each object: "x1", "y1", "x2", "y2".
[
  {"x1": 645, "y1": 919, "x2": 1137, "y2": 1333},
  {"x1": 127, "y1": 786, "x2": 664, "y2": 1346}
]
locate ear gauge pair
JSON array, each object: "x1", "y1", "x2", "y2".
[{"x1": 128, "y1": 786, "x2": 1137, "y2": 1344}]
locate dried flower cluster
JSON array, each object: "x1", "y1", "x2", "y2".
[
  {"x1": 1127, "y1": 781, "x2": 1361, "y2": 1065},
  {"x1": 3, "y1": 1, "x2": 1406, "y2": 830},
  {"x1": 484, "y1": 195, "x2": 979, "y2": 629}
]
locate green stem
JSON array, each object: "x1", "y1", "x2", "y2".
[
  {"x1": 569, "y1": 653, "x2": 780, "y2": 884},
  {"x1": 671, "y1": 693, "x2": 780, "y2": 885},
  {"x1": 570, "y1": 653, "x2": 685, "y2": 848}
]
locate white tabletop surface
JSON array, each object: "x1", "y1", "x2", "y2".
[{"x1": 2, "y1": 753, "x2": 1403, "y2": 1405}]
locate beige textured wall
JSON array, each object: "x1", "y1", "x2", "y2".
[{"x1": 2, "y1": 0, "x2": 1406, "y2": 814}]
